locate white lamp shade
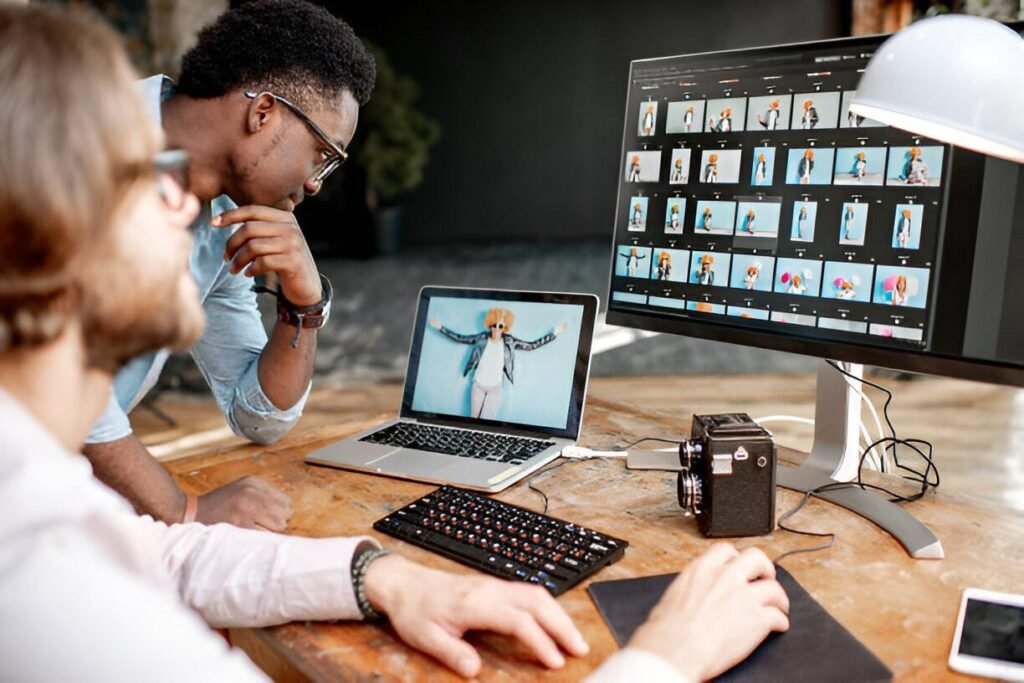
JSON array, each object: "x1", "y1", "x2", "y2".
[{"x1": 849, "y1": 15, "x2": 1024, "y2": 164}]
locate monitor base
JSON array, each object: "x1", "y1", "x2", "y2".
[{"x1": 775, "y1": 360, "x2": 944, "y2": 560}]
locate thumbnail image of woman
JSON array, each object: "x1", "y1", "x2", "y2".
[
  {"x1": 683, "y1": 104, "x2": 695, "y2": 132},
  {"x1": 696, "y1": 254, "x2": 715, "y2": 285},
  {"x1": 640, "y1": 102, "x2": 656, "y2": 136},
  {"x1": 627, "y1": 155, "x2": 641, "y2": 182},
  {"x1": 741, "y1": 209, "x2": 757, "y2": 235},
  {"x1": 901, "y1": 147, "x2": 930, "y2": 185},
  {"x1": 799, "y1": 99, "x2": 819, "y2": 129},
  {"x1": 703, "y1": 154, "x2": 719, "y2": 183},
  {"x1": 891, "y1": 274, "x2": 908, "y2": 306},
  {"x1": 701, "y1": 206, "x2": 713, "y2": 231},
  {"x1": 667, "y1": 203, "x2": 682, "y2": 232},
  {"x1": 896, "y1": 209, "x2": 913, "y2": 248},
  {"x1": 708, "y1": 106, "x2": 733, "y2": 133},
  {"x1": 670, "y1": 157, "x2": 687, "y2": 183},
  {"x1": 754, "y1": 153, "x2": 768, "y2": 184},
  {"x1": 429, "y1": 309, "x2": 566, "y2": 420},
  {"x1": 619, "y1": 246, "x2": 647, "y2": 277},
  {"x1": 799, "y1": 149, "x2": 814, "y2": 184},
  {"x1": 755, "y1": 99, "x2": 782, "y2": 130},
  {"x1": 843, "y1": 205, "x2": 855, "y2": 241},
  {"x1": 795, "y1": 205, "x2": 811, "y2": 240},
  {"x1": 655, "y1": 251, "x2": 673, "y2": 280}
]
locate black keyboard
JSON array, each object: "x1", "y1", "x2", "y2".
[
  {"x1": 373, "y1": 486, "x2": 628, "y2": 595},
  {"x1": 360, "y1": 422, "x2": 555, "y2": 464}
]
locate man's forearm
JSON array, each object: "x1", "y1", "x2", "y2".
[
  {"x1": 257, "y1": 320, "x2": 317, "y2": 410},
  {"x1": 83, "y1": 435, "x2": 185, "y2": 522}
]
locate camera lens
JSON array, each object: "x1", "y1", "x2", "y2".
[{"x1": 677, "y1": 471, "x2": 703, "y2": 515}]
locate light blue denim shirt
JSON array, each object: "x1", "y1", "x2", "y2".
[{"x1": 85, "y1": 75, "x2": 309, "y2": 446}]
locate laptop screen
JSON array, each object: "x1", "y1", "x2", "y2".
[{"x1": 401, "y1": 287, "x2": 598, "y2": 439}]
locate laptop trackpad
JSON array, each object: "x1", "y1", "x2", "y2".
[{"x1": 381, "y1": 450, "x2": 513, "y2": 479}]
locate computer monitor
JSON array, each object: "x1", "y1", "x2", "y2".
[{"x1": 606, "y1": 32, "x2": 1024, "y2": 558}]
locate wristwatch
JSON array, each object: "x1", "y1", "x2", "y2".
[{"x1": 259, "y1": 273, "x2": 333, "y2": 348}]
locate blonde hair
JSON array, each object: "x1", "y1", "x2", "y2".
[
  {"x1": 484, "y1": 308, "x2": 514, "y2": 332},
  {"x1": 0, "y1": 5, "x2": 159, "y2": 353}
]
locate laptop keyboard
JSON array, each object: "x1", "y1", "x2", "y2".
[
  {"x1": 374, "y1": 486, "x2": 628, "y2": 595},
  {"x1": 359, "y1": 422, "x2": 555, "y2": 464}
]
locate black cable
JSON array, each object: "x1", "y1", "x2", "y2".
[
  {"x1": 524, "y1": 457, "x2": 582, "y2": 514},
  {"x1": 617, "y1": 436, "x2": 683, "y2": 450},
  {"x1": 773, "y1": 487, "x2": 837, "y2": 564}
]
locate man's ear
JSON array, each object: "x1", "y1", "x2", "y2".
[{"x1": 245, "y1": 92, "x2": 277, "y2": 134}]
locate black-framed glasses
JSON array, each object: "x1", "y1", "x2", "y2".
[
  {"x1": 153, "y1": 149, "x2": 190, "y2": 211},
  {"x1": 490, "y1": 323, "x2": 506, "y2": 330},
  {"x1": 244, "y1": 91, "x2": 348, "y2": 186}
]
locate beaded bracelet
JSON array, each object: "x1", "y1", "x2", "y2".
[{"x1": 351, "y1": 546, "x2": 392, "y2": 622}]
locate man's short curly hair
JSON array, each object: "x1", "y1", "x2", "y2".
[{"x1": 178, "y1": 0, "x2": 375, "y2": 111}]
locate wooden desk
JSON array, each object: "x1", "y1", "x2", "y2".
[{"x1": 164, "y1": 375, "x2": 1024, "y2": 681}]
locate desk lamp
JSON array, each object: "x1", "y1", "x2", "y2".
[{"x1": 849, "y1": 15, "x2": 1024, "y2": 163}]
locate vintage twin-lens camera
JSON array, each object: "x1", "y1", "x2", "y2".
[{"x1": 676, "y1": 413, "x2": 776, "y2": 537}]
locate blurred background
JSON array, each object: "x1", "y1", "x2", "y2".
[{"x1": 39, "y1": 0, "x2": 1024, "y2": 390}]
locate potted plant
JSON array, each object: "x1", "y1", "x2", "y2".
[{"x1": 354, "y1": 42, "x2": 440, "y2": 254}]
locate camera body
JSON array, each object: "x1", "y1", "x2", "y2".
[{"x1": 676, "y1": 413, "x2": 776, "y2": 537}]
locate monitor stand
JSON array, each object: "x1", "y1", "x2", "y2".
[{"x1": 775, "y1": 360, "x2": 944, "y2": 559}]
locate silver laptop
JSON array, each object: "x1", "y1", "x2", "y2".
[{"x1": 306, "y1": 286, "x2": 599, "y2": 492}]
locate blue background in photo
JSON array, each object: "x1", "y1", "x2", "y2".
[
  {"x1": 695, "y1": 200, "x2": 737, "y2": 231},
  {"x1": 729, "y1": 254, "x2": 776, "y2": 291},
  {"x1": 785, "y1": 148, "x2": 835, "y2": 184},
  {"x1": 650, "y1": 248, "x2": 690, "y2": 282},
  {"x1": 886, "y1": 146, "x2": 944, "y2": 183},
  {"x1": 614, "y1": 245, "x2": 652, "y2": 277},
  {"x1": 774, "y1": 258, "x2": 823, "y2": 296},
  {"x1": 822, "y1": 261, "x2": 876, "y2": 300},
  {"x1": 736, "y1": 201, "x2": 782, "y2": 236},
  {"x1": 412, "y1": 298, "x2": 585, "y2": 427},
  {"x1": 838, "y1": 203, "x2": 869, "y2": 243},
  {"x1": 649, "y1": 296, "x2": 688, "y2": 310},
  {"x1": 750, "y1": 147, "x2": 777, "y2": 186},
  {"x1": 627, "y1": 195, "x2": 649, "y2": 226},
  {"x1": 727, "y1": 306, "x2": 770, "y2": 320},
  {"x1": 873, "y1": 266, "x2": 931, "y2": 308},
  {"x1": 791, "y1": 202, "x2": 818, "y2": 241},
  {"x1": 689, "y1": 252, "x2": 732, "y2": 286},
  {"x1": 834, "y1": 147, "x2": 886, "y2": 177},
  {"x1": 891, "y1": 204, "x2": 924, "y2": 249},
  {"x1": 612, "y1": 291, "x2": 647, "y2": 304},
  {"x1": 791, "y1": 91, "x2": 841, "y2": 129}
]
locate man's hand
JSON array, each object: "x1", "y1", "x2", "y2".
[
  {"x1": 214, "y1": 205, "x2": 321, "y2": 307},
  {"x1": 629, "y1": 544, "x2": 790, "y2": 682},
  {"x1": 195, "y1": 475, "x2": 294, "y2": 531},
  {"x1": 364, "y1": 554, "x2": 589, "y2": 678}
]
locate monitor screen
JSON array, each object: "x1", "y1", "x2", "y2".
[
  {"x1": 402, "y1": 288, "x2": 598, "y2": 438},
  {"x1": 607, "y1": 33, "x2": 1024, "y2": 386}
]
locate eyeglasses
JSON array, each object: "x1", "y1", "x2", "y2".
[
  {"x1": 245, "y1": 91, "x2": 348, "y2": 186},
  {"x1": 153, "y1": 149, "x2": 190, "y2": 211},
  {"x1": 490, "y1": 323, "x2": 506, "y2": 330}
]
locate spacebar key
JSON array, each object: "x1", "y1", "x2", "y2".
[{"x1": 424, "y1": 533, "x2": 494, "y2": 566}]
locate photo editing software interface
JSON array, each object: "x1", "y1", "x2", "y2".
[{"x1": 607, "y1": 36, "x2": 1018, "y2": 363}]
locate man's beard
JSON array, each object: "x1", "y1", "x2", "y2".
[{"x1": 78, "y1": 246, "x2": 206, "y2": 375}]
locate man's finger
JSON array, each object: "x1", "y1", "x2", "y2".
[
  {"x1": 749, "y1": 579, "x2": 790, "y2": 615},
  {"x1": 508, "y1": 586, "x2": 588, "y2": 657},
  {"x1": 229, "y1": 238, "x2": 289, "y2": 273},
  {"x1": 213, "y1": 205, "x2": 293, "y2": 227},
  {"x1": 224, "y1": 223, "x2": 291, "y2": 260},
  {"x1": 464, "y1": 605, "x2": 565, "y2": 669},
  {"x1": 409, "y1": 623, "x2": 482, "y2": 678},
  {"x1": 243, "y1": 255, "x2": 288, "y2": 278},
  {"x1": 727, "y1": 547, "x2": 776, "y2": 584}
]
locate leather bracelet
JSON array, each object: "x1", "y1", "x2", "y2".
[
  {"x1": 351, "y1": 546, "x2": 391, "y2": 621},
  {"x1": 254, "y1": 273, "x2": 333, "y2": 348},
  {"x1": 182, "y1": 493, "x2": 199, "y2": 524}
]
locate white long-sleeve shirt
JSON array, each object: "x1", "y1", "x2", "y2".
[{"x1": 0, "y1": 388, "x2": 685, "y2": 681}]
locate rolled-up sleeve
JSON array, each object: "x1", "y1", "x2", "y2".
[
  {"x1": 190, "y1": 229, "x2": 309, "y2": 445},
  {"x1": 586, "y1": 648, "x2": 688, "y2": 683},
  {"x1": 84, "y1": 390, "x2": 134, "y2": 445}
]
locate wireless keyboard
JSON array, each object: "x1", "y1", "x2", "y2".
[{"x1": 373, "y1": 486, "x2": 628, "y2": 596}]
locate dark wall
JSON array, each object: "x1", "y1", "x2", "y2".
[{"x1": 313, "y1": 1, "x2": 848, "y2": 247}]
